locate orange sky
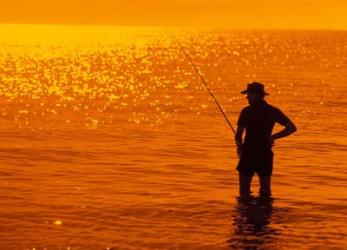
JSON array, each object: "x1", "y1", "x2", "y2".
[{"x1": 1, "y1": 0, "x2": 347, "y2": 29}]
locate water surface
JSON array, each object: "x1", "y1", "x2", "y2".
[{"x1": 0, "y1": 25, "x2": 346, "y2": 249}]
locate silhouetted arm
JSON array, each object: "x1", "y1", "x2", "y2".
[
  {"x1": 270, "y1": 120, "x2": 297, "y2": 142},
  {"x1": 235, "y1": 126, "x2": 245, "y2": 158}
]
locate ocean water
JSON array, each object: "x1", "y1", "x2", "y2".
[{"x1": 0, "y1": 25, "x2": 346, "y2": 249}]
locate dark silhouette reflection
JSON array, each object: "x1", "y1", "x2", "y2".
[{"x1": 227, "y1": 195, "x2": 278, "y2": 250}]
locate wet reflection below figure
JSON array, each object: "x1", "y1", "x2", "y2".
[{"x1": 228, "y1": 196, "x2": 279, "y2": 250}]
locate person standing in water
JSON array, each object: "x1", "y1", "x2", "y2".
[{"x1": 235, "y1": 82, "x2": 297, "y2": 199}]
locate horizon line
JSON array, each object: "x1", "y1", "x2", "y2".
[{"x1": 0, "y1": 22, "x2": 346, "y2": 32}]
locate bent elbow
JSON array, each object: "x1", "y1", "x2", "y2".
[
  {"x1": 285, "y1": 121, "x2": 297, "y2": 134},
  {"x1": 291, "y1": 123, "x2": 297, "y2": 133}
]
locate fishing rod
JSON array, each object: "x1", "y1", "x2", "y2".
[{"x1": 170, "y1": 32, "x2": 236, "y2": 134}]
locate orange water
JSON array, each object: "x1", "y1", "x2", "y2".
[{"x1": 0, "y1": 25, "x2": 346, "y2": 249}]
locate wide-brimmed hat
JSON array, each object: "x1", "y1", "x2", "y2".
[{"x1": 240, "y1": 82, "x2": 269, "y2": 95}]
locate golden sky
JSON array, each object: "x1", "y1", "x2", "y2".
[{"x1": 1, "y1": 0, "x2": 347, "y2": 29}]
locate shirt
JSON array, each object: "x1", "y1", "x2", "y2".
[{"x1": 237, "y1": 100, "x2": 290, "y2": 150}]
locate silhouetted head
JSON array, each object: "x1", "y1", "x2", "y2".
[{"x1": 241, "y1": 82, "x2": 269, "y2": 104}]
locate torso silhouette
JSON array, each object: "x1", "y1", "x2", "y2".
[{"x1": 237, "y1": 99, "x2": 290, "y2": 151}]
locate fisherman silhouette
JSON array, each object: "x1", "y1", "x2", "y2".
[{"x1": 235, "y1": 82, "x2": 297, "y2": 199}]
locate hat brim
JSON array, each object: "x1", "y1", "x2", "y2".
[{"x1": 240, "y1": 90, "x2": 269, "y2": 95}]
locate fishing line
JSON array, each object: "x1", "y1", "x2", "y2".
[{"x1": 170, "y1": 31, "x2": 236, "y2": 134}]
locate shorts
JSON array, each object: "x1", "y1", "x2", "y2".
[{"x1": 236, "y1": 149, "x2": 274, "y2": 176}]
